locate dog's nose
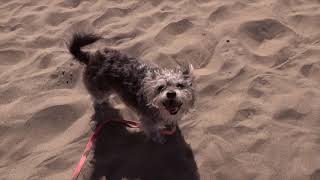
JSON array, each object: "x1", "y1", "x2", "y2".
[{"x1": 166, "y1": 91, "x2": 176, "y2": 99}]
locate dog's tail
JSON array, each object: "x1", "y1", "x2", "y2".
[{"x1": 68, "y1": 33, "x2": 101, "y2": 65}]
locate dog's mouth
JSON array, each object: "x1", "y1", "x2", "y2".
[{"x1": 163, "y1": 100, "x2": 182, "y2": 115}]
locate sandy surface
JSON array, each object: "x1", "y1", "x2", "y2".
[{"x1": 1, "y1": 0, "x2": 320, "y2": 179}]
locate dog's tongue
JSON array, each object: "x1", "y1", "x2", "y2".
[
  {"x1": 164, "y1": 100, "x2": 181, "y2": 115},
  {"x1": 169, "y1": 107, "x2": 179, "y2": 114}
]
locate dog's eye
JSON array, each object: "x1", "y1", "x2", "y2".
[
  {"x1": 177, "y1": 83, "x2": 185, "y2": 89},
  {"x1": 157, "y1": 85, "x2": 165, "y2": 92}
]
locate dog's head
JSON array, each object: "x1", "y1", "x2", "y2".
[{"x1": 142, "y1": 64, "x2": 196, "y2": 123}]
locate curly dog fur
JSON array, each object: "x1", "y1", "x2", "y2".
[{"x1": 68, "y1": 32, "x2": 196, "y2": 143}]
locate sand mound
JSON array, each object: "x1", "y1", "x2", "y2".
[{"x1": 1, "y1": 0, "x2": 320, "y2": 179}]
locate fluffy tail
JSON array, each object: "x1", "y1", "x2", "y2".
[{"x1": 68, "y1": 33, "x2": 101, "y2": 65}]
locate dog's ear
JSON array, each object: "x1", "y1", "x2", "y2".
[{"x1": 182, "y1": 64, "x2": 194, "y2": 79}]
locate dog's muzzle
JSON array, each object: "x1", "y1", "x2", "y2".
[{"x1": 162, "y1": 99, "x2": 182, "y2": 115}]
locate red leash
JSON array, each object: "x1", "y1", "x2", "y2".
[{"x1": 71, "y1": 119, "x2": 176, "y2": 180}]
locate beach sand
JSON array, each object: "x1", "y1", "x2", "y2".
[{"x1": 1, "y1": 0, "x2": 320, "y2": 179}]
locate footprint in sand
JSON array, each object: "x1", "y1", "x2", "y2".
[
  {"x1": 25, "y1": 103, "x2": 84, "y2": 142},
  {"x1": 155, "y1": 19, "x2": 194, "y2": 45},
  {"x1": 58, "y1": 0, "x2": 81, "y2": 8},
  {"x1": 288, "y1": 13, "x2": 320, "y2": 37},
  {"x1": 35, "y1": 53, "x2": 56, "y2": 69},
  {"x1": 0, "y1": 85, "x2": 22, "y2": 105},
  {"x1": 239, "y1": 18, "x2": 296, "y2": 57},
  {"x1": 93, "y1": 8, "x2": 129, "y2": 28},
  {"x1": 300, "y1": 62, "x2": 320, "y2": 83},
  {"x1": 45, "y1": 11, "x2": 72, "y2": 26},
  {"x1": 208, "y1": 2, "x2": 245, "y2": 23},
  {"x1": 247, "y1": 76, "x2": 271, "y2": 98},
  {"x1": 233, "y1": 101, "x2": 260, "y2": 122},
  {"x1": 273, "y1": 108, "x2": 305, "y2": 121},
  {"x1": 0, "y1": 49, "x2": 26, "y2": 66},
  {"x1": 27, "y1": 36, "x2": 58, "y2": 49}
]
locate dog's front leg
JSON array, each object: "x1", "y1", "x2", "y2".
[{"x1": 140, "y1": 116, "x2": 165, "y2": 144}]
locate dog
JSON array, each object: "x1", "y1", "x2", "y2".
[{"x1": 68, "y1": 33, "x2": 196, "y2": 143}]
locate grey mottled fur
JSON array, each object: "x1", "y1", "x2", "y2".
[{"x1": 68, "y1": 33, "x2": 196, "y2": 143}]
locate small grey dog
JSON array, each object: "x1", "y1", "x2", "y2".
[{"x1": 68, "y1": 33, "x2": 196, "y2": 143}]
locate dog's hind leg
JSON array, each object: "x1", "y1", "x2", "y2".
[{"x1": 90, "y1": 92, "x2": 113, "y2": 130}]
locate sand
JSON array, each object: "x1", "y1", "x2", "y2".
[{"x1": 1, "y1": 0, "x2": 320, "y2": 179}]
